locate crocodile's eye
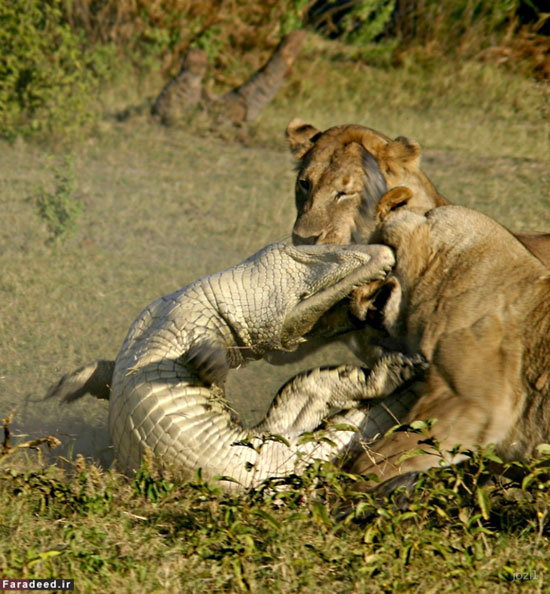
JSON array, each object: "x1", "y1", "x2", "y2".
[{"x1": 297, "y1": 178, "x2": 311, "y2": 194}]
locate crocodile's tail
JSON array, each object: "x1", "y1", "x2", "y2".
[{"x1": 46, "y1": 360, "x2": 115, "y2": 402}]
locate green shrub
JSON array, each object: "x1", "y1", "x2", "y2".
[
  {"x1": 62, "y1": 0, "x2": 310, "y2": 83},
  {"x1": 340, "y1": 0, "x2": 397, "y2": 45},
  {"x1": 34, "y1": 155, "x2": 84, "y2": 243},
  {"x1": 0, "y1": 0, "x2": 115, "y2": 140},
  {"x1": 391, "y1": 0, "x2": 521, "y2": 57},
  {"x1": 341, "y1": 0, "x2": 399, "y2": 64}
]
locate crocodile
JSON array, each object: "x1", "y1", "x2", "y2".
[{"x1": 48, "y1": 241, "x2": 424, "y2": 490}]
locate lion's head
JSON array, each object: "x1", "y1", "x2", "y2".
[{"x1": 286, "y1": 119, "x2": 448, "y2": 246}]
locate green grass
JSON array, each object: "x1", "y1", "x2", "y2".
[
  {"x1": 0, "y1": 48, "x2": 549, "y2": 591},
  {"x1": 1, "y1": 447, "x2": 549, "y2": 592}
]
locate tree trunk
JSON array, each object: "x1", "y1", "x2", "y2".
[
  {"x1": 218, "y1": 30, "x2": 306, "y2": 123},
  {"x1": 151, "y1": 49, "x2": 208, "y2": 126},
  {"x1": 151, "y1": 31, "x2": 306, "y2": 126}
]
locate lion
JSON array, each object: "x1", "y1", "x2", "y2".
[
  {"x1": 286, "y1": 119, "x2": 550, "y2": 267},
  {"x1": 346, "y1": 186, "x2": 550, "y2": 490}
]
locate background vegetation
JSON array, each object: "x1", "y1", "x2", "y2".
[
  {"x1": 0, "y1": 0, "x2": 549, "y2": 591},
  {"x1": 1, "y1": 0, "x2": 548, "y2": 139}
]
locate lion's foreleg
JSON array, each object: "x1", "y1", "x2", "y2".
[{"x1": 349, "y1": 364, "x2": 519, "y2": 488}]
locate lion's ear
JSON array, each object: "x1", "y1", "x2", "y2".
[
  {"x1": 385, "y1": 136, "x2": 422, "y2": 169},
  {"x1": 376, "y1": 186, "x2": 414, "y2": 222},
  {"x1": 286, "y1": 119, "x2": 320, "y2": 159}
]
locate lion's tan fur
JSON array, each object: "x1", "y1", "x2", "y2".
[
  {"x1": 286, "y1": 119, "x2": 550, "y2": 267},
  {"x1": 349, "y1": 193, "x2": 550, "y2": 484},
  {"x1": 286, "y1": 119, "x2": 447, "y2": 246}
]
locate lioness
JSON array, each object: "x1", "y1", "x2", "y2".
[
  {"x1": 286, "y1": 119, "x2": 550, "y2": 267},
  {"x1": 348, "y1": 187, "x2": 550, "y2": 488}
]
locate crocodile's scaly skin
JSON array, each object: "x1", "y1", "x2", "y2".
[{"x1": 107, "y1": 241, "x2": 426, "y2": 489}]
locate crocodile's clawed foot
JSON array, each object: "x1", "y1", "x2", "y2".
[{"x1": 361, "y1": 351, "x2": 428, "y2": 401}]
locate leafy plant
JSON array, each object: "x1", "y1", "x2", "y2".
[
  {"x1": 341, "y1": 0, "x2": 397, "y2": 45},
  {"x1": 281, "y1": 0, "x2": 310, "y2": 35},
  {"x1": 391, "y1": 0, "x2": 521, "y2": 57},
  {"x1": 1, "y1": 439, "x2": 549, "y2": 589},
  {"x1": 132, "y1": 451, "x2": 174, "y2": 504},
  {"x1": 0, "y1": 0, "x2": 114, "y2": 140},
  {"x1": 34, "y1": 156, "x2": 84, "y2": 243}
]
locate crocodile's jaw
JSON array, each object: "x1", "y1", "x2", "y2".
[{"x1": 280, "y1": 244, "x2": 394, "y2": 349}]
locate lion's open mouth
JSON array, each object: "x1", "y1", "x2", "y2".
[
  {"x1": 303, "y1": 298, "x2": 364, "y2": 341},
  {"x1": 363, "y1": 280, "x2": 395, "y2": 330},
  {"x1": 303, "y1": 276, "x2": 398, "y2": 343}
]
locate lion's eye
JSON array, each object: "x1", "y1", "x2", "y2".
[{"x1": 297, "y1": 178, "x2": 311, "y2": 194}]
